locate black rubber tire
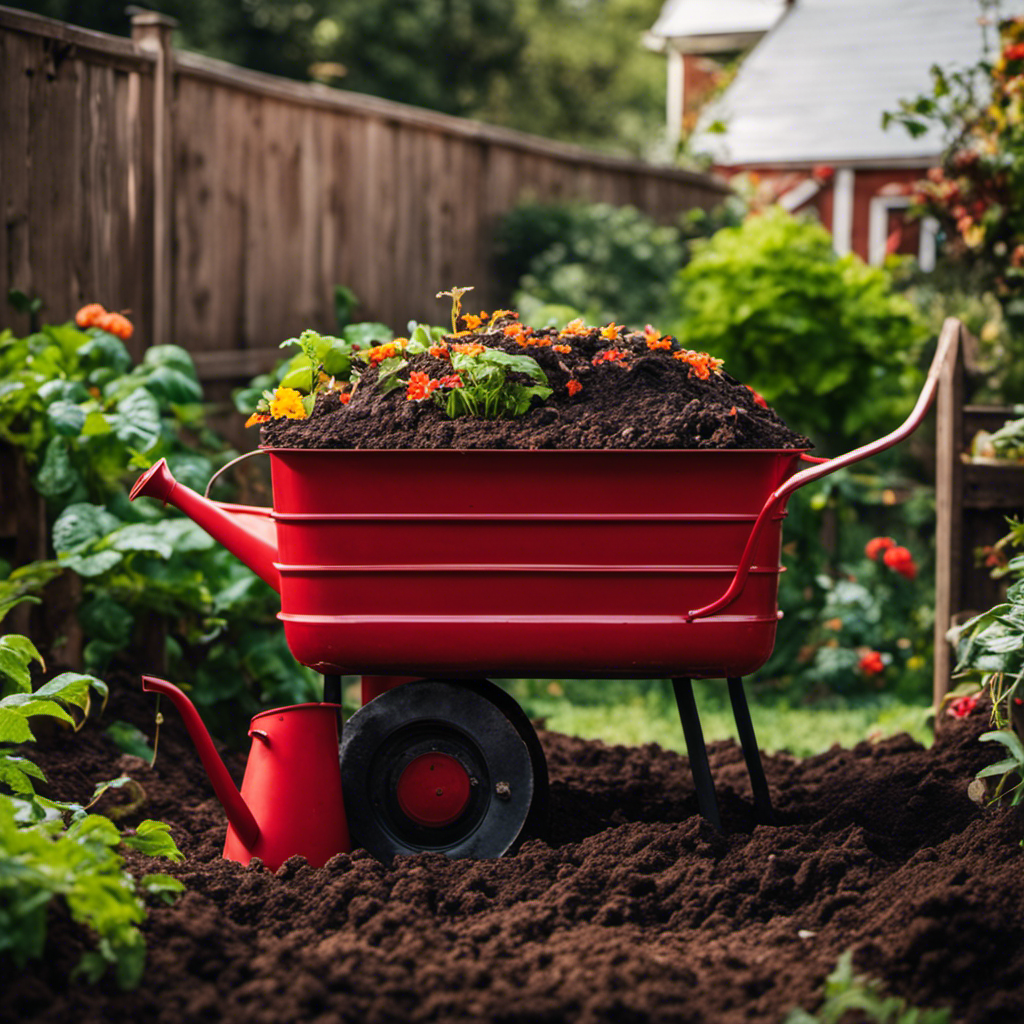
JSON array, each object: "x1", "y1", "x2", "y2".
[{"x1": 340, "y1": 679, "x2": 537, "y2": 862}]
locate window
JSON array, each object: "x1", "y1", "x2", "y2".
[{"x1": 868, "y1": 194, "x2": 937, "y2": 271}]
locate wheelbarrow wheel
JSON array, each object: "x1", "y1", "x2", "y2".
[{"x1": 340, "y1": 679, "x2": 543, "y2": 861}]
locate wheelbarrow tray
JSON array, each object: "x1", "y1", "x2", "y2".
[{"x1": 268, "y1": 447, "x2": 805, "y2": 680}]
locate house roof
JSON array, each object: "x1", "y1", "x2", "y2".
[
  {"x1": 647, "y1": 0, "x2": 787, "y2": 48},
  {"x1": 696, "y1": 0, "x2": 1017, "y2": 166}
]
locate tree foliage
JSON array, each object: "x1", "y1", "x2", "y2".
[{"x1": 11, "y1": 0, "x2": 664, "y2": 151}]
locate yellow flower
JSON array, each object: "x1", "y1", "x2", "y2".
[{"x1": 269, "y1": 387, "x2": 308, "y2": 420}]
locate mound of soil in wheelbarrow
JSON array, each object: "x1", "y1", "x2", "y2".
[
  {"x1": 7, "y1": 677, "x2": 1023, "y2": 1024},
  {"x1": 259, "y1": 317, "x2": 811, "y2": 450}
]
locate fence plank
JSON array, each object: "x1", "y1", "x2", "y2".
[{"x1": 2, "y1": 6, "x2": 728, "y2": 374}]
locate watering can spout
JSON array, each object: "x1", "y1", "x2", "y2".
[
  {"x1": 130, "y1": 459, "x2": 279, "y2": 591},
  {"x1": 141, "y1": 676, "x2": 261, "y2": 849}
]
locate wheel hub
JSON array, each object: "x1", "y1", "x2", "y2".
[{"x1": 395, "y1": 751, "x2": 471, "y2": 827}]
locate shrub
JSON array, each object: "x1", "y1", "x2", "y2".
[
  {"x1": 669, "y1": 207, "x2": 928, "y2": 452},
  {"x1": 493, "y1": 201, "x2": 685, "y2": 327}
]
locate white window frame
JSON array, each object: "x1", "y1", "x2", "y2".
[{"x1": 868, "y1": 194, "x2": 938, "y2": 271}]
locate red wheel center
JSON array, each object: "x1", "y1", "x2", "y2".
[{"x1": 395, "y1": 752, "x2": 472, "y2": 828}]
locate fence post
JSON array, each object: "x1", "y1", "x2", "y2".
[{"x1": 131, "y1": 11, "x2": 177, "y2": 348}]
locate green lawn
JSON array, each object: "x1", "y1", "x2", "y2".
[{"x1": 497, "y1": 678, "x2": 935, "y2": 758}]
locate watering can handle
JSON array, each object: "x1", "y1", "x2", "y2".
[
  {"x1": 204, "y1": 448, "x2": 269, "y2": 500},
  {"x1": 684, "y1": 317, "x2": 963, "y2": 622}
]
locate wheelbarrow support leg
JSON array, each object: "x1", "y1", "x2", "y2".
[
  {"x1": 323, "y1": 673, "x2": 342, "y2": 706},
  {"x1": 672, "y1": 678, "x2": 721, "y2": 830},
  {"x1": 727, "y1": 677, "x2": 773, "y2": 824}
]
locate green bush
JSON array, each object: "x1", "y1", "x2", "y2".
[
  {"x1": 0, "y1": 631, "x2": 183, "y2": 989},
  {"x1": 669, "y1": 207, "x2": 928, "y2": 452},
  {"x1": 493, "y1": 201, "x2": 685, "y2": 327},
  {"x1": 0, "y1": 305, "x2": 319, "y2": 739}
]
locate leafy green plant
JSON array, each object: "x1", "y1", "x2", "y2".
[
  {"x1": 410, "y1": 344, "x2": 552, "y2": 419},
  {"x1": 0, "y1": 303, "x2": 317, "y2": 731},
  {"x1": 785, "y1": 950, "x2": 951, "y2": 1024},
  {"x1": 669, "y1": 206, "x2": 928, "y2": 452},
  {"x1": 0, "y1": 633, "x2": 184, "y2": 989},
  {"x1": 951, "y1": 517, "x2": 1024, "y2": 800}
]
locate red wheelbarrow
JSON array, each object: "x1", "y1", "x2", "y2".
[{"x1": 132, "y1": 322, "x2": 956, "y2": 867}]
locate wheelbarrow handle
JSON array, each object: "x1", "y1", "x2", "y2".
[{"x1": 685, "y1": 318, "x2": 962, "y2": 621}]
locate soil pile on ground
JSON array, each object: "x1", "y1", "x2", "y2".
[
  {"x1": 260, "y1": 318, "x2": 811, "y2": 450},
  {"x1": 6, "y1": 679, "x2": 1023, "y2": 1024}
]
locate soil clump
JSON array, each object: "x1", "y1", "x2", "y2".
[
  {"x1": 5, "y1": 677, "x2": 1022, "y2": 1023},
  {"x1": 260, "y1": 319, "x2": 811, "y2": 450}
]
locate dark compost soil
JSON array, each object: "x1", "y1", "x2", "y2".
[
  {"x1": 259, "y1": 319, "x2": 811, "y2": 451},
  {"x1": 6, "y1": 677, "x2": 1024, "y2": 1024}
]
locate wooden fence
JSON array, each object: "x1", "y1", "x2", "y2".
[{"x1": 1, "y1": 6, "x2": 729, "y2": 388}]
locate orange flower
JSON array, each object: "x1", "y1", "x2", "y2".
[
  {"x1": 600, "y1": 323, "x2": 622, "y2": 342},
  {"x1": 865, "y1": 537, "x2": 896, "y2": 561},
  {"x1": 75, "y1": 303, "x2": 106, "y2": 329},
  {"x1": 553, "y1": 344, "x2": 571, "y2": 354},
  {"x1": 489, "y1": 309, "x2": 517, "y2": 321},
  {"x1": 429, "y1": 340, "x2": 449, "y2": 359},
  {"x1": 406, "y1": 371, "x2": 440, "y2": 402},
  {"x1": 673, "y1": 349, "x2": 723, "y2": 380},
  {"x1": 245, "y1": 412, "x2": 271, "y2": 428},
  {"x1": 504, "y1": 323, "x2": 526, "y2": 340},
  {"x1": 366, "y1": 342, "x2": 401, "y2": 365},
  {"x1": 728, "y1": 406, "x2": 737, "y2": 417},
  {"x1": 339, "y1": 392, "x2": 352, "y2": 405},
  {"x1": 97, "y1": 311, "x2": 134, "y2": 340},
  {"x1": 644, "y1": 325, "x2": 671, "y2": 351},
  {"x1": 566, "y1": 379, "x2": 582, "y2": 397},
  {"x1": 462, "y1": 314, "x2": 484, "y2": 330},
  {"x1": 451, "y1": 342, "x2": 485, "y2": 357},
  {"x1": 560, "y1": 318, "x2": 591, "y2": 338}
]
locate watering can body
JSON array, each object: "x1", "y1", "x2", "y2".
[{"x1": 142, "y1": 677, "x2": 349, "y2": 870}]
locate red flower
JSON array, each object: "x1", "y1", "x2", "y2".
[
  {"x1": 812, "y1": 165, "x2": 835, "y2": 182},
  {"x1": 406, "y1": 371, "x2": 439, "y2": 402},
  {"x1": 566, "y1": 379, "x2": 582, "y2": 397},
  {"x1": 746, "y1": 385, "x2": 768, "y2": 409},
  {"x1": 883, "y1": 545, "x2": 917, "y2": 580},
  {"x1": 858, "y1": 650, "x2": 885, "y2": 676},
  {"x1": 438, "y1": 374, "x2": 463, "y2": 389},
  {"x1": 339, "y1": 392, "x2": 351, "y2": 405},
  {"x1": 865, "y1": 537, "x2": 896, "y2": 561},
  {"x1": 947, "y1": 693, "x2": 980, "y2": 719},
  {"x1": 1004, "y1": 42, "x2": 1024, "y2": 61},
  {"x1": 593, "y1": 349, "x2": 630, "y2": 367}
]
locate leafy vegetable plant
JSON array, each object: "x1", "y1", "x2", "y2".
[
  {"x1": 0, "y1": 632, "x2": 184, "y2": 989},
  {"x1": 952, "y1": 517, "x2": 1024, "y2": 801},
  {"x1": 785, "y1": 950, "x2": 951, "y2": 1024}
]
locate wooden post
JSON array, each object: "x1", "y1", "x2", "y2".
[
  {"x1": 131, "y1": 10, "x2": 177, "y2": 348},
  {"x1": 933, "y1": 318, "x2": 964, "y2": 712}
]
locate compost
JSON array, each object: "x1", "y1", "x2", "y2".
[
  {"x1": 7, "y1": 679, "x2": 1024, "y2": 1024},
  {"x1": 259, "y1": 320, "x2": 811, "y2": 450}
]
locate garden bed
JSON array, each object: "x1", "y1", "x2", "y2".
[{"x1": 6, "y1": 679, "x2": 1022, "y2": 1024}]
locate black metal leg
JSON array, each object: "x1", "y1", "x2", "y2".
[
  {"x1": 323, "y1": 673, "x2": 341, "y2": 706},
  {"x1": 672, "y1": 678, "x2": 722, "y2": 830},
  {"x1": 727, "y1": 676, "x2": 774, "y2": 824}
]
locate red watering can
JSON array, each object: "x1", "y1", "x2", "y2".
[{"x1": 142, "y1": 676, "x2": 350, "y2": 869}]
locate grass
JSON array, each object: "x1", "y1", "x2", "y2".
[{"x1": 496, "y1": 678, "x2": 935, "y2": 758}]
